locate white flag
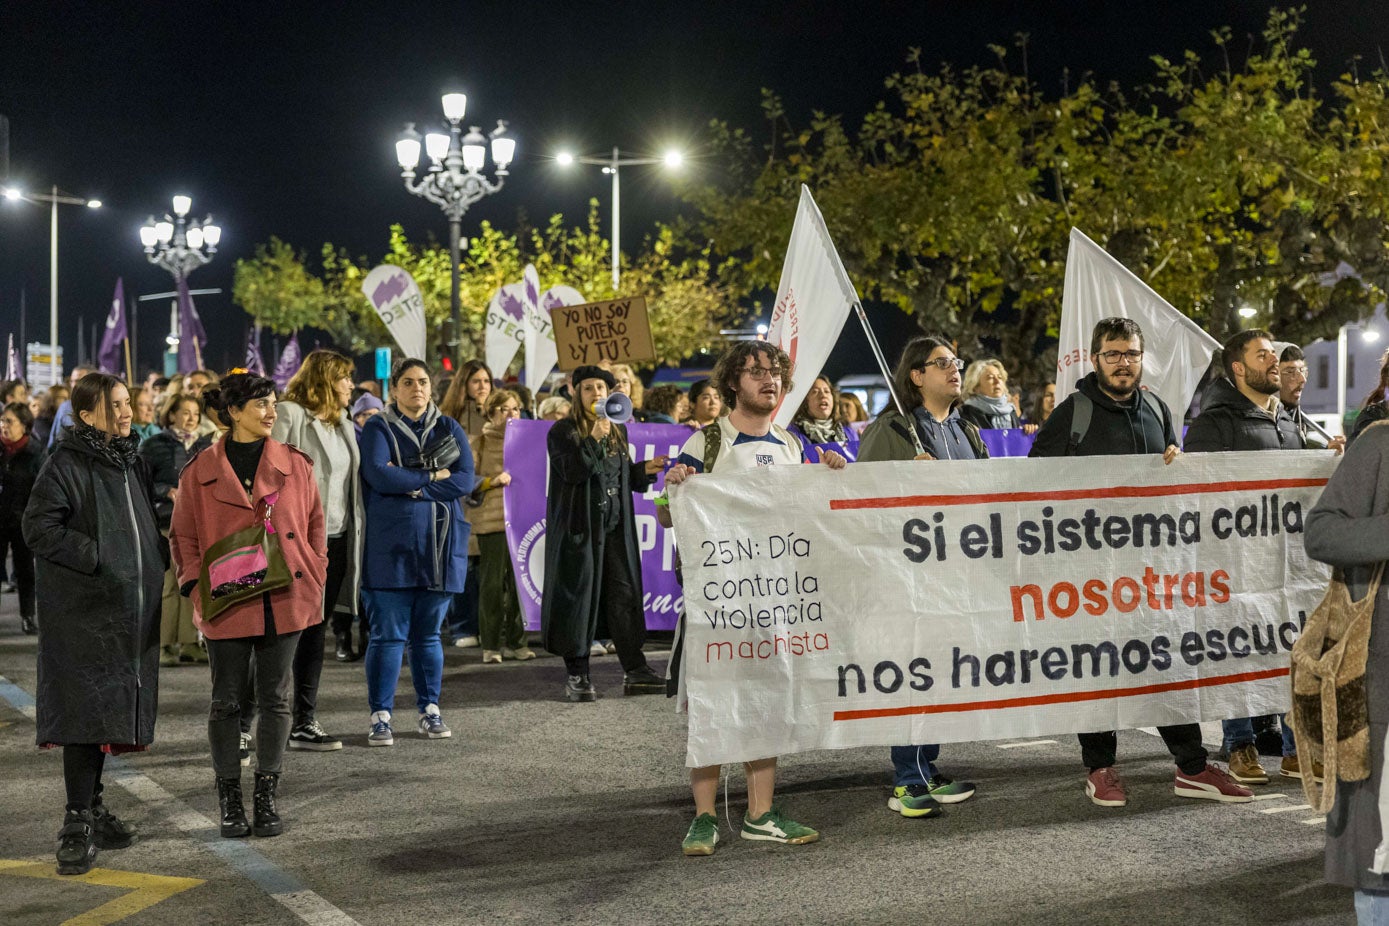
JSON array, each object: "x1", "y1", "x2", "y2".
[
  {"x1": 769, "y1": 186, "x2": 859, "y2": 427},
  {"x1": 1057, "y1": 228, "x2": 1218, "y2": 416},
  {"x1": 362, "y1": 265, "x2": 427, "y2": 361},
  {"x1": 484, "y1": 280, "x2": 529, "y2": 376}
]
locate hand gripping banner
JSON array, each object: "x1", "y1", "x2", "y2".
[{"x1": 669, "y1": 451, "x2": 1336, "y2": 768}]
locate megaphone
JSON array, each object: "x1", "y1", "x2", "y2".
[{"x1": 592, "y1": 393, "x2": 634, "y2": 424}]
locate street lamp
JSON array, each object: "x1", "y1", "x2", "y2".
[
  {"x1": 395, "y1": 92, "x2": 515, "y2": 366},
  {"x1": 1, "y1": 184, "x2": 102, "y2": 386},
  {"x1": 553, "y1": 147, "x2": 684, "y2": 291},
  {"x1": 141, "y1": 195, "x2": 221, "y2": 373}
]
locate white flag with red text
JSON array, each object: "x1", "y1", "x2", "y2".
[
  {"x1": 769, "y1": 185, "x2": 859, "y2": 428},
  {"x1": 1057, "y1": 228, "x2": 1219, "y2": 415}
]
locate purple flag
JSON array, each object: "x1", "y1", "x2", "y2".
[
  {"x1": 244, "y1": 324, "x2": 266, "y2": 376},
  {"x1": 97, "y1": 278, "x2": 128, "y2": 375},
  {"x1": 4, "y1": 334, "x2": 19, "y2": 382},
  {"x1": 272, "y1": 332, "x2": 301, "y2": 391},
  {"x1": 176, "y1": 277, "x2": 208, "y2": 373}
]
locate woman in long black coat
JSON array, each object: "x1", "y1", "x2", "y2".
[
  {"x1": 540, "y1": 365, "x2": 667, "y2": 702},
  {"x1": 22, "y1": 373, "x2": 164, "y2": 876}
]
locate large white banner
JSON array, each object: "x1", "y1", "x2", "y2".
[
  {"x1": 770, "y1": 185, "x2": 859, "y2": 428},
  {"x1": 1057, "y1": 228, "x2": 1219, "y2": 414},
  {"x1": 669, "y1": 451, "x2": 1335, "y2": 768},
  {"x1": 362, "y1": 264, "x2": 427, "y2": 361}
]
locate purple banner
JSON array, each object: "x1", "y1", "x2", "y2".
[
  {"x1": 503, "y1": 419, "x2": 693, "y2": 631},
  {"x1": 97, "y1": 278, "x2": 127, "y2": 375},
  {"x1": 979, "y1": 428, "x2": 1036, "y2": 458}
]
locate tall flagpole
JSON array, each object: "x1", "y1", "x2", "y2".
[{"x1": 852, "y1": 301, "x2": 926, "y2": 456}]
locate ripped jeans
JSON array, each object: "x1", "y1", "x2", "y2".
[{"x1": 206, "y1": 623, "x2": 301, "y2": 778}]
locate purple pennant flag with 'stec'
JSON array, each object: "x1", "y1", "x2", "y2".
[
  {"x1": 244, "y1": 324, "x2": 267, "y2": 376},
  {"x1": 97, "y1": 278, "x2": 128, "y2": 375},
  {"x1": 272, "y1": 332, "x2": 301, "y2": 391},
  {"x1": 176, "y1": 277, "x2": 208, "y2": 373}
]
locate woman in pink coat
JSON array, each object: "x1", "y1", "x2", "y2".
[{"x1": 169, "y1": 372, "x2": 327, "y2": 840}]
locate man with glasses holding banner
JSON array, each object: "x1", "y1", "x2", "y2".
[
  {"x1": 1278, "y1": 345, "x2": 1345, "y2": 453},
  {"x1": 1032, "y1": 317, "x2": 1253, "y2": 807}
]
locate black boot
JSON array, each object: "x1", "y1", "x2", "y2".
[
  {"x1": 334, "y1": 630, "x2": 354, "y2": 663},
  {"x1": 217, "y1": 777, "x2": 250, "y2": 838},
  {"x1": 564, "y1": 674, "x2": 597, "y2": 702},
  {"x1": 90, "y1": 782, "x2": 136, "y2": 849},
  {"x1": 20, "y1": 613, "x2": 36, "y2": 635},
  {"x1": 56, "y1": 809, "x2": 98, "y2": 875},
  {"x1": 252, "y1": 772, "x2": 283, "y2": 837},
  {"x1": 623, "y1": 665, "x2": 666, "y2": 696}
]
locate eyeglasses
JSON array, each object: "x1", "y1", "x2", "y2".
[
  {"x1": 1280, "y1": 364, "x2": 1309, "y2": 379},
  {"x1": 1097, "y1": 350, "x2": 1144, "y2": 364},
  {"x1": 740, "y1": 365, "x2": 780, "y2": 381},
  {"x1": 917, "y1": 357, "x2": 965, "y2": 372}
]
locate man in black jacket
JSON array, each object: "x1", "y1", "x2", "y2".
[
  {"x1": 1185, "y1": 329, "x2": 1303, "y2": 786},
  {"x1": 1032, "y1": 317, "x2": 1252, "y2": 807}
]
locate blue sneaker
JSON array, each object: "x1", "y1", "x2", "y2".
[
  {"x1": 418, "y1": 706, "x2": 451, "y2": 739},
  {"x1": 368, "y1": 711, "x2": 394, "y2": 747}
]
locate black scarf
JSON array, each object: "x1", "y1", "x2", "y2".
[{"x1": 71, "y1": 421, "x2": 141, "y2": 470}]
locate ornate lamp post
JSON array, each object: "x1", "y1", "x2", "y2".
[
  {"x1": 554, "y1": 148, "x2": 683, "y2": 291},
  {"x1": 395, "y1": 92, "x2": 515, "y2": 366},
  {"x1": 140, "y1": 194, "x2": 221, "y2": 281}
]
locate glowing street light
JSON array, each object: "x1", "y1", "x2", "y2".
[{"x1": 552, "y1": 146, "x2": 685, "y2": 290}]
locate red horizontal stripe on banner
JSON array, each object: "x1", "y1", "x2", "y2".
[
  {"x1": 831, "y1": 666, "x2": 1290, "y2": 722},
  {"x1": 828, "y1": 478, "x2": 1328, "y2": 511}
]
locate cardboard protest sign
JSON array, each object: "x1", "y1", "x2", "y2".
[
  {"x1": 551, "y1": 296, "x2": 656, "y2": 369},
  {"x1": 669, "y1": 450, "x2": 1335, "y2": 767}
]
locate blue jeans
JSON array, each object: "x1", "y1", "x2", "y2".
[
  {"x1": 890, "y1": 744, "x2": 940, "y2": 787},
  {"x1": 1222, "y1": 714, "x2": 1297, "y2": 756},
  {"x1": 1357, "y1": 890, "x2": 1389, "y2": 925},
  {"x1": 362, "y1": 588, "x2": 450, "y2": 715}
]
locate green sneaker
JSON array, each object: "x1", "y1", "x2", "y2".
[
  {"x1": 741, "y1": 804, "x2": 819, "y2": 845},
  {"x1": 924, "y1": 774, "x2": 976, "y2": 804},
  {"x1": 682, "y1": 813, "x2": 719, "y2": 857},
  {"x1": 887, "y1": 784, "x2": 945, "y2": 818}
]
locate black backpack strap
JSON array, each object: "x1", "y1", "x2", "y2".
[{"x1": 1067, "y1": 392, "x2": 1093, "y2": 456}]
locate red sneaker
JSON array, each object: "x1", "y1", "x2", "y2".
[
  {"x1": 1173, "y1": 764, "x2": 1254, "y2": 803},
  {"x1": 1086, "y1": 767, "x2": 1127, "y2": 807}
]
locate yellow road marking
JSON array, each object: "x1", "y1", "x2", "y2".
[{"x1": 0, "y1": 860, "x2": 204, "y2": 926}]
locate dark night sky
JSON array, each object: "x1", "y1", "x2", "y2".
[{"x1": 1, "y1": 1, "x2": 1386, "y2": 378}]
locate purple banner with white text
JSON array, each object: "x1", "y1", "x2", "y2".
[{"x1": 502, "y1": 419, "x2": 694, "y2": 631}]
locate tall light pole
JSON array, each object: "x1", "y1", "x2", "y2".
[
  {"x1": 1337, "y1": 322, "x2": 1382, "y2": 432},
  {"x1": 553, "y1": 148, "x2": 683, "y2": 291},
  {"x1": 1, "y1": 184, "x2": 102, "y2": 386},
  {"x1": 140, "y1": 196, "x2": 220, "y2": 372},
  {"x1": 395, "y1": 92, "x2": 515, "y2": 367}
]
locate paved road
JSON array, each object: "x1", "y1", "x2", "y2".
[{"x1": 0, "y1": 593, "x2": 1352, "y2": 926}]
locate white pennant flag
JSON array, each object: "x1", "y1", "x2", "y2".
[
  {"x1": 362, "y1": 264, "x2": 427, "y2": 361},
  {"x1": 770, "y1": 185, "x2": 859, "y2": 427},
  {"x1": 1057, "y1": 228, "x2": 1219, "y2": 416},
  {"x1": 484, "y1": 280, "x2": 529, "y2": 376}
]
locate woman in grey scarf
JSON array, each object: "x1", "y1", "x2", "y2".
[{"x1": 958, "y1": 359, "x2": 1036, "y2": 434}]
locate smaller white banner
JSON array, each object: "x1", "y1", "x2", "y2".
[
  {"x1": 362, "y1": 264, "x2": 427, "y2": 361},
  {"x1": 484, "y1": 280, "x2": 529, "y2": 376}
]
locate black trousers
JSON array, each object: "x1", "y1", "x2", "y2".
[
  {"x1": 0, "y1": 523, "x2": 36, "y2": 619},
  {"x1": 290, "y1": 533, "x2": 349, "y2": 723},
  {"x1": 597, "y1": 524, "x2": 647, "y2": 674},
  {"x1": 1079, "y1": 725, "x2": 1207, "y2": 776}
]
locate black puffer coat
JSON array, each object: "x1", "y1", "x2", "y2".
[
  {"x1": 0, "y1": 438, "x2": 43, "y2": 530},
  {"x1": 138, "y1": 428, "x2": 212, "y2": 530},
  {"x1": 1185, "y1": 378, "x2": 1302, "y2": 453},
  {"x1": 22, "y1": 432, "x2": 165, "y2": 746}
]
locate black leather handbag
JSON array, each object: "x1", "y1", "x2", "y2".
[{"x1": 406, "y1": 433, "x2": 461, "y2": 471}]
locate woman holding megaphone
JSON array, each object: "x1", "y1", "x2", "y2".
[{"x1": 541, "y1": 365, "x2": 667, "y2": 702}]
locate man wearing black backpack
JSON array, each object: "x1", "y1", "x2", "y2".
[{"x1": 1031, "y1": 317, "x2": 1253, "y2": 808}]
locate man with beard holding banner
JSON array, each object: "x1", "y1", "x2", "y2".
[
  {"x1": 859, "y1": 335, "x2": 984, "y2": 817},
  {"x1": 661, "y1": 341, "x2": 845, "y2": 857},
  {"x1": 1185, "y1": 329, "x2": 1304, "y2": 786},
  {"x1": 1031, "y1": 317, "x2": 1253, "y2": 807}
]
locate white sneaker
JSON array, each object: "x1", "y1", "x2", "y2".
[
  {"x1": 589, "y1": 642, "x2": 607, "y2": 656},
  {"x1": 239, "y1": 731, "x2": 253, "y2": 767},
  {"x1": 453, "y1": 635, "x2": 480, "y2": 648}
]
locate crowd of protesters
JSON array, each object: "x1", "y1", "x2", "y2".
[{"x1": 2, "y1": 328, "x2": 1381, "y2": 921}]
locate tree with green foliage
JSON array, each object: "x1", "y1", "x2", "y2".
[
  {"x1": 232, "y1": 204, "x2": 740, "y2": 371},
  {"x1": 685, "y1": 8, "x2": 1389, "y2": 386}
]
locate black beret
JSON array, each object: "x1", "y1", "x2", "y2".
[{"x1": 571, "y1": 365, "x2": 616, "y2": 390}]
